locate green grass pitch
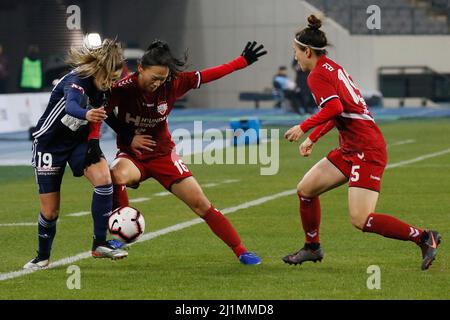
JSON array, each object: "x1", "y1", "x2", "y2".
[{"x1": 0, "y1": 119, "x2": 449, "y2": 299}]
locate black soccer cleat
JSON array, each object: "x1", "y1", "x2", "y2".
[
  {"x1": 419, "y1": 230, "x2": 441, "y2": 271},
  {"x1": 282, "y1": 245, "x2": 324, "y2": 265}
]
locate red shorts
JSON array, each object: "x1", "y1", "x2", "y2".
[
  {"x1": 116, "y1": 151, "x2": 192, "y2": 190},
  {"x1": 326, "y1": 148, "x2": 387, "y2": 192}
]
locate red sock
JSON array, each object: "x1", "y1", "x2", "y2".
[
  {"x1": 202, "y1": 206, "x2": 247, "y2": 257},
  {"x1": 113, "y1": 185, "x2": 129, "y2": 210},
  {"x1": 363, "y1": 213, "x2": 423, "y2": 244},
  {"x1": 299, "y1": 194, "x2": 321, "y2": 244}
]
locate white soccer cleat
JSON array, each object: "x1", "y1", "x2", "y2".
[{"x1": 91, "y1": 240, "x2": 128, "y2": 260}]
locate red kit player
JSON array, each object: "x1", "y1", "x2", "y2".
[
  {"x1": 89, "y1": 40, "x2": 267, "y2": 265},
  {"x1": 283, "y1": 15, "x2": 441, "y2": 270}
]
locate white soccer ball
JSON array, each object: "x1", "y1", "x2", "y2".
[{"x1": 108, "y1": 206, "x2": 145, "y2": 243}]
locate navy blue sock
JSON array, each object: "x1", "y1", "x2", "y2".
[
  {"x1": 38, "y1": 212, "x2": 57, "y2": 259},
  {"x1": 92, "y1": 184, "x2": 113, "y2": 245}
]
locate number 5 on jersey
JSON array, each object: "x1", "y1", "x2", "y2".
[
  {"x1": 174, "y1": 159, "x2": 189, "y2": 175},
  {"x1": 351, "y1": 165, "x2": 360, "y2": 182}
]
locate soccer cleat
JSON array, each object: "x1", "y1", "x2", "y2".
[
  {"x1": 107, "y1": 239, "x2": 129, "y2": 251},
  {"x1": 239, "y1": 252, "x2": 261, "y2": 265},
  {"x1": 91, "y1": 239, "x2": 129, "y2": 260},
  {"x1": 282, "y1": 246, "x2": 324, "y2": 265},
  {"x1": 23, "y1": 254, "x2": 50, "y2": 270},
  {"x1": 419, "y1": 230, "x2": 441, "y2": 271}
]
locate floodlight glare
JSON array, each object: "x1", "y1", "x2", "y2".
[{"x1": 85, "y1": 33, "x2": 102, "y2": 49}]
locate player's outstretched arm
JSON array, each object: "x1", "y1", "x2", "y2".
[{"x1": 199, "y1": 41, "x2": 267, "y2": 84}]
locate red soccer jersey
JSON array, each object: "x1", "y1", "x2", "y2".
[
  {"x1": 304, "y1": 55, "x2": 386, "y2": 153},
  {"x1": 108, "y1": 71, "x2": 200, "y2": 160}
]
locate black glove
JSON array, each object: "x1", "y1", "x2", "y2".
[
  {"x1": 241, "y1": 41, "x2": 267, "y2": 65},
  {"x1": 84, "y1": 139, "x2": 104, "y2": 168}
]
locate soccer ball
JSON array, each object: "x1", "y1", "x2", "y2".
[{"x1": 108, "y1": 206, "x2": 145, "y2": 243}]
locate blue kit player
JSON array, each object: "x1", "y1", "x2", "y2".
[{"x1": 24, "y1": 38, "x2": 128, "y2": 270}]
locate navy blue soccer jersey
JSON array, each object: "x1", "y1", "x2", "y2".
[{"x1": 32, "y1": 70, "x2": 108, "y2": 148}]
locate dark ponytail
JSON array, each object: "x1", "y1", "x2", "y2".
[
  {"x1": 140, "y1": 39, "x2": 187, "y2": 76},
  {"x1": 295, "y1": 15, "x2": 328, "y2": 56}
]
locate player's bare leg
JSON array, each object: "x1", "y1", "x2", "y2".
[
  {"x1": 349, "y1": 187, "x2": 441, "y2": 270},
  {"x1": 23, "y1": 192, "x2": 60, "y2": 269},
  {"x1": 110, "y1": 157, "x2": 142, "y2": 209},
  {"x1": 85, "y1": 158, "x2": 128, "y2": 260},
  {"x1": 283, "y1": 158, "x2": 347, "y2": 265},
  {"x1": 297, "y1": 158, "x2": 348, "y2": 198},
  {"x1": 171, "y1": 176, "x2": 261, "y2": 265},
  {"x1": 347, "y1": 187, "x2": 378, "y2": 230},
  {"x1": 170, "y1": 176, "x2": 212, "y2": 217}
]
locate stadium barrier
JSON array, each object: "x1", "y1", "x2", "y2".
[{"x1": 0, "y1": 92, "x2": 50, "y2": 134}]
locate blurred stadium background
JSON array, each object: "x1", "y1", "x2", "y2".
[
  {"x1": 0, "y1": 0, "x2": 449, "y2": 300},
  {"x1": 1, "y1": 0, "x2": 450, "y2": 136}
]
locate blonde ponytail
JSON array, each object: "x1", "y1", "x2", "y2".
[{"x1": 67, "y1": 38, "x2": 124, "y2": 91}]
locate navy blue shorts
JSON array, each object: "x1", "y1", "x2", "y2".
[{"x1": 32, "y1": 140, "x2": 88, "y2": 194}]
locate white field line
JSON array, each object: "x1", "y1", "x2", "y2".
[
  {"x1": 0, "y1": 222, "x2": 37, "y2": 227},
  {"x1": 152, "y1": 191, "x2": 171, "y2": 197},
  {"x1": 0, "y1": 179, "x2": 242, "y2": 227},
  {"x1": 388, "y1": 139, "x2": 416, "y2": 148},
  {"x1": 1, "y1": 148, "x2": 450, "y2": 281},
  {"x1": 129, "y1": 197, "x2": 151, "y2": 203},
  {"x1": 386, "y1": 148, "x2": 450, "y2": 169},
  {"x1": 66, "y1": 211, "x2": 90, "y2": 217}
]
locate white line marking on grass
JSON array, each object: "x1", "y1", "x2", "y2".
[
  {"x1": 2, "y1": 179, "x2": 242, "y2": 226},
  {"x1": 66, "y1": 211, "x2": 90, "y2": 217},
  {"x1": 129, "y1": 197, "x2": 151, "y2": 203},
  {"x1": 0, "y1": 189, "x2": 296, "y2": 281},
  {"x1": 1, "y1": 149, "x2": 450, "y2": 281},
  {"x1": 153, "y1": 191, "x2": 171, "y2": 197},
  {"x1": 144, "y1": 179, "x2": 241, "y2": 198},
  {"x1": 386, "y1": 148, "x2": 450, "y2": 169},
  {"x1": 0, "y1": 222, "x2": 37, "y2": 227},
  {"x1": 388, "y1": 139, "x2": 415, "y2": 148}
]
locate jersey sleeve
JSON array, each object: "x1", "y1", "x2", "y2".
[
  {"x1": 63, "y1": 79, "x2": 89, "y2": 120},
  {"x1": 300, "y1": 98, "x2": 343, "y2": 133},
  {"x1": 308, "y1": 120, "x2": 335, "y2": 143},
  {"x1": 172, "y1": 71, "x2": 201, "y2": 99},
  {"x1": 307, "y1": 72, "x2": 339, "y2": 109}
]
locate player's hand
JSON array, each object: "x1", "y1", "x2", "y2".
[
  {"x1": 299, "y1": 137, "x2": 314, "y2": 157},
  {"x1": 131, "y1": 135, "x2": 157, "y2": 155},
  {"x1": 284, "y1": 125, "x2": 304, "y2": 142},
  {"x1": 86, "y1": 107, "x2": 107, "y2": 123},
  {"x1": 84, "y1": 139, "x2": 104, "y2": 168},
  {"x1": 241, "y1": 41, "x2": 267, "y2": 65}
]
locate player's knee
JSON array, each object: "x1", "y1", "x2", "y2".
[
  {"x1": 297, "y1": 181, "x2": 315, "y2": 198},
  {"x1": 41, "y1": 209, "x2": 59, "y2": 221},
  {"x1": 349, "y1": 213, "x2": 366, "y2": 230},
  {"x1": 110, "y1": 167, "x2": 129, "y2": 185},
  {"x1": 92, "y1": 170, "x2": 112, "y2": 186},
  {"x1": 190, "y1": 195, "x2": 210, "y2": 216}
]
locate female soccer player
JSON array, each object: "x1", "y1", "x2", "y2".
[
  {"x1": 24, "y1": 38, "x2": 128, "y2": 270},
  {"x1": 90, "y1": 39, "x2": 267, "y2": 265},
  {"x1": 282, "y1": 15, "x2": 441, "y2": 270}
]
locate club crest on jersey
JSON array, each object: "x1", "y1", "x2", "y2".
[
  {"x1": 70, "y1": 83, "x2": 85, "y2": 94},
  {"x1": 157, "y1": 102, "x2": 168, "y2": 115}
]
